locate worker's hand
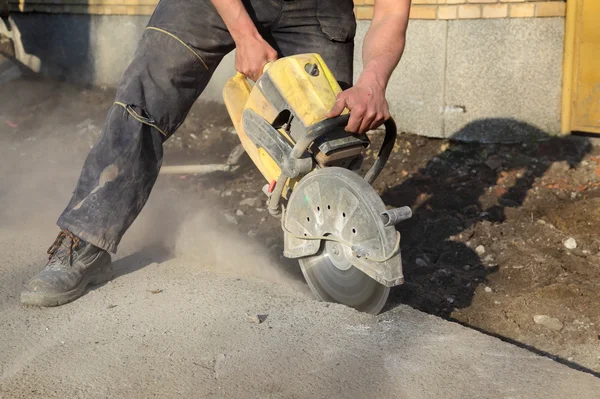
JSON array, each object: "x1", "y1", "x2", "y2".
[
  {"x1": 327, "y1": 73, "x2": 390, "y2": 134},
  {"x1": 235, "y1": 34, "x2": 278, "y2": 82}
]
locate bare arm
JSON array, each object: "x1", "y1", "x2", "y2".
[
  {"x1": 210, "y1": 0, "x2": 278, "y2": 81},
  {"x1": 328, "y1": 0, "x2": 411, "y2": 133},
  {"x1": 210, "y1": 0, "x2": 259, "y2": 43},
  {"x1": 359, "y1": 0, "x2": 411, "y2": 91}
]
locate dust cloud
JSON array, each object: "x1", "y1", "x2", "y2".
[
  {"x1": 126, "y1": 185, "x2": 309, "y2": 294},
  {"x1": 0, "y1": 78, "x2": 307, "y2": 295}
]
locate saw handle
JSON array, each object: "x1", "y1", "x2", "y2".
[
  {"x1": 233, "y1": 61, "x2": 272, "y2": 82},
  {"x1": 290, "y1": 115, "x2": 398, "y2": 185},
  {"x1": 363, "y1": 118, "x2": 397, "y2": 185},
  {"x1": 270, "y1": 115, "x2": 397, "y2": 215},
  {"x1": 291, "y1": 114, "x2": 351, "y2": 159}
]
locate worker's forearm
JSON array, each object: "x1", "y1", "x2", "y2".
[
  {"x1": 359, "y1": 3, "x2": 410, "y2": 89},
  {"x1": 210, "y1": 0, "x2": 260, "y2": 43}
]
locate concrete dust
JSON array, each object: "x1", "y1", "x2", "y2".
[
  {"x1": 174, "y1": 210, "x2": 308, "y2": 293},
  {"x1": 0, "y1": 78, "x2": 304, "y2": 297},
  {"x1": 126, "y1": 184, "x2": 309, "y2": 295}
]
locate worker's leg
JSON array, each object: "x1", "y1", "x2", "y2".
[
  {"x1": 22, "y1": 0, "x2": 281, "y2": 307},
  {"x1": 271, "y1": 0, "x2": 356, "y2": 88},
  {"x1": 55, "y1": 2, "x2": 238, "y2": 253}
]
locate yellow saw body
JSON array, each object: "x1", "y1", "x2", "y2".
[
  {"x1": 223, "y1": 54, "x2": 360, "y2": 197},
  {"x1": 222, "y1": 54, "x2": 411, "y2": 315}
]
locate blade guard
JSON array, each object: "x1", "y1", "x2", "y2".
[{"x1": 282, "y1": 167, "x2": 404, "y2": 288}]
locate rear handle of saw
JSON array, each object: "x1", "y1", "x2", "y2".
[
  {"x1": 291, "y1": 114, "x2": 397, "y2": 185},
  {"x1": 268, "y1": 114, "x2": 398, "y2": 215}
]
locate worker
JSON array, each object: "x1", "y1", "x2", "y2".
[{"x1": 20, "y1": 0, "x2": 412, "y2": 307}]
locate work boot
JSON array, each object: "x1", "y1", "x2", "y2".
[{"x1": 20, "y1": 229, "x2": 113, "y2": 307}]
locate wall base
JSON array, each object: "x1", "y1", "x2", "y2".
[{"x1": 6, "y1": 14, "x2": 565, "y2": 141}]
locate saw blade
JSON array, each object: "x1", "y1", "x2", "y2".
[
  {"x1": 299, "y1": 240, "x2": 390, "y2": 314},
  {"x1": 283, "y1": 167, "x2": 402, "y2": 314}
]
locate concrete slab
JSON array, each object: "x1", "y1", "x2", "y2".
[
  {"x1": 354, "y1": 20, "x2": 447, "y2": 138},
  {"x1": 0, "y1": 79, "x2": 599, "y2": 398},
  {"x1": 1, "y1": 226, "x2": 599, "y2": 398},
  {"x1": 444, "y1": 18, "x2": 565, "y2": 141}
]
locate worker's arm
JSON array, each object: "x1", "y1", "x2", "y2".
[
  {"x1": 328, "y1": 0, "x2": 411, "y2": 134},
  {"x1": 210, "y1": 0, "x2": 278, "y2": 81}
]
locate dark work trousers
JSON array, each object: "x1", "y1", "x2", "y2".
[{"x1": 56, "y1": 0, "x2": 357, "y2": 253}]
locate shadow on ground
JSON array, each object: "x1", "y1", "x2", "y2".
[
  {"x1": 381, "y1": 118, "x2": 592, "y2": 316},
  {"x1": 376, "y1": 118, "x2": 597, "y2": 377}
]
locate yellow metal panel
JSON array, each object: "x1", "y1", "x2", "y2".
[
  {"x1": 563, "y1": 0, "x2": 600, "y2": 134},
  {"x1": 222, "y1": 54, "x2": 346, "y2": 198},
  {"x1": 560, "y1": 0, "x2": 577, "y2": 134}
]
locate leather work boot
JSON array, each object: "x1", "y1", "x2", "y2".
[{"x1": 20, "y1": 229, "x2": 113, "y2": 307}]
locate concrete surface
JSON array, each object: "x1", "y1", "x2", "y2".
[
  {"x1": 444, "y1": 18, "x2": 565, "y2": 140},
  {"x1": 0, "y1": 88, "x2": 599, "y2": 397},
  {"x1": 2, "y1": 226, "x2": 600, "y2": 398},
  {"x1": 6, "y1": 14, "x2": 565, "y2": 140}
]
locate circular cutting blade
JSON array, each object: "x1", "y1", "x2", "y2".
[
  {"x1": 284, "y1": 167, "x2": 400, "y2": 315},
  {"x1": 299, "y1": 250, "x2": 390, "y2": 315}
]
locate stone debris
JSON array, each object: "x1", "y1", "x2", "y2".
[
  {"x1": 563, "y1": 237, "x2": 577, "y2": 250},
  {"x1": 239, "y1": 197, "x2": 261, "y2": 207},
  {"x1": 247, "y1": 314, "x2": 268, "y2": 324},
  {"x1": 533, "y1": 315, "x2": 564, "y2": 332},
  {"x1": 224, "y1": 214, "x2": 238, "y2": 225}
]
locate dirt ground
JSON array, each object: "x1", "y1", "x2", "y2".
[{"x1": 2, "y1": 78, "x2": 600, "y2": 376}]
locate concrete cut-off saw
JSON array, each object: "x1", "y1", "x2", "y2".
[{"x1": 222, "y1": 54, "x2": 412, "y2": 314}]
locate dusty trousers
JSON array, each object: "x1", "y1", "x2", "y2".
[{"x1": 56, "y1": 0, "x2": 357, "y2": 253}]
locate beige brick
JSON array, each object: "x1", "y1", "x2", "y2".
[
  {"x1": 500, "y1": 0, "x2": 525, "y2": 3},
  {"x1": 409, "y1": 5, "x2": 437, "y2": 19},
  {"x1": 114, "y1": 0, "x2": 148, "y2": 4},
  {"x1": 467, "y1": 0, "x2": 496, "y2": 3},
  {"x1": 136, "y1": 5, "x2": 155, "y2": 14},
  {"x1": 438, "y1": 5, "x2": 458, "y2": 19},
  {"x1": 353, "y1": 0, "x2": 365, "y2": 5},
  {"x1": 440, "y1": 0, "x2": 466, "y2": 4},
  {"x1": 535, "y1": 1, "x2": 566, "y2": 17},
  {"x1": 482, "y1": 3, "x2": 508, "y2": 18},
  {"x1": 509, "y1": 2, "x2": 534, "y2": 17},
  {"x1": 108, "y1": 5, "x2": 128, "y2": 13},
  {"x1": 87, "y1": 5, "x2": 101, "y2": 12},
  {"x1": 88, "y1": 0, "x2": 126, "y2": 5},
  {"x1": 412, "y1": 0, "x2": 438, "y2": 4},
  {"x1": 364, "y1": 0, "x2": 374, "y2": 5},
  {"x1": 458, "y1": 4, "x2": 481, "y2": 18},
  {"x1": 355, "y1": 6, "x2": 373, "y2": 19}
]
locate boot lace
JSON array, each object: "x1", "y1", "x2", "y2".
[{"x1": 47, "y1": 229, "x2": 81, "y2": 266}]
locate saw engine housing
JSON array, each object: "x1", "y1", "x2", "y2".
[{"x1": 223, "y1": 54, "x2": 410, "y2": 313}]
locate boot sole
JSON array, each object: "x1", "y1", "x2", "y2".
[{"x1": 20, "y1": 265, "x2": 114, "y2": 307}]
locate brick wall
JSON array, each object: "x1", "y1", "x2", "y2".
[
  {"x1": 7, "y1": 0, "x2": 566, "y2": 18},
  {"x1": 356, "y1": 0, "x2": 566, "y2": 20}
]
